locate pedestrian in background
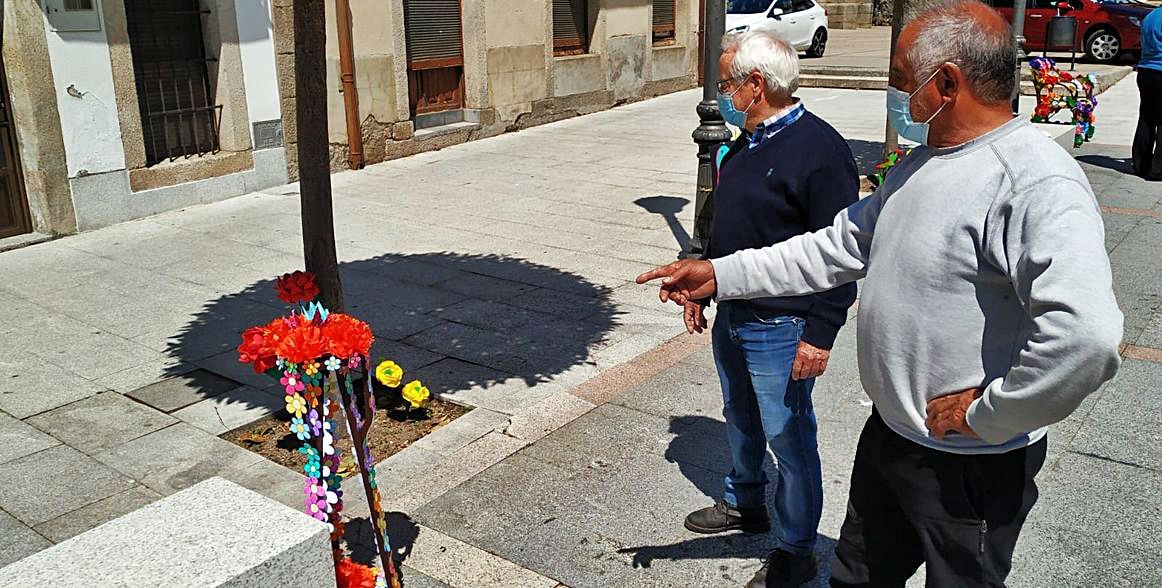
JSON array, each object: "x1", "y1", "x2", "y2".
[
  {"x1": 681, "y1": 28, "x2": 858, "y2": 588},
  {"x1": 1133, "y1": 6, "x2": 1162, "y2": 180},
  {"x1": 638, "y1": 1, "x2": 1123, "y2": 585}
]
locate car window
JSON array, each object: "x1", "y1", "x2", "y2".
[
  {"x1": 792, "y1": 0, "x2": 815, "y2": 12},
  {"x1": 774, "y1": 0, "x2": 794, "y2": 13},
  {"x1": 988, "y1": 0, "x2": 1015, "y2": 7},
  {"x1": 1032, "y1": 0, "x2": 1060, "y2": 8},
  {"x1": 727, "y1": 0, "x2": 772, "y2": 14}
]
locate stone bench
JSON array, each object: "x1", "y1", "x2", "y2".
[{"x1": 0, "y1": 477, "x2": 331, "y2": 587}]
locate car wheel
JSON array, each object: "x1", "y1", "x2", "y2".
[
  {"x1": 1085, "y1": 28, "x2": 1120, "y2": 63},
  {"x1": 806, "y1": 28, "x2": 827, "y2": 58}
]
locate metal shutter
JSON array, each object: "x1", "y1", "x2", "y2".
[
  {"x1": 653, "y1": 0, "x2": 676, "y2": 42},
  {"x1": 552, "y1": 0, "x2": 588, "y2": 54},
  {"x1": 404, "y1": 0, "x2": 464, "y2": 69}
]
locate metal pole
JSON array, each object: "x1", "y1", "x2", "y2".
[
  {"x1": 688, "y1": 0, "x2": 731, "y2": 258},
  {"x1": 1011, "y1": 0, "x2": 1028, "y2": 114}
]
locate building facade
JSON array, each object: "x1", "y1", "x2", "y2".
[
  {"x1": 0, "y1": 0, "x2": 701, "y2": 241},
  {"x1": 276, "y1": 0, "x2": 702, "y2": 175}
]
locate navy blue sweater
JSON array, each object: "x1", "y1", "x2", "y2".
[{"x1": 706, "y1": 110, "x2": 858, "y2": 349}]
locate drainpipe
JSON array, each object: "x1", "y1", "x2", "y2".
[{"x1": 335, "y1": 0, "x2": 364, "y2": 169}]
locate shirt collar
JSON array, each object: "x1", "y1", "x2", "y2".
[{"x1": 748, "y1": 100, "x2": 805, "y2": 149}]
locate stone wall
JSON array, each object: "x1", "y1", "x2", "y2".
[
  {"x1": 819, "y1": 0, "x2": 874, "y2": 29},
  {"x1": 276, "y1": 0, "x2": 701, "y2": 174}
]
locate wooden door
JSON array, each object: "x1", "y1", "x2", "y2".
[
  {"x1": 0, "y1": 59, "x2": 31, "y2": 239},
  {"x1": 403, "y1": 0, "x2": 465, "y2": 116}
]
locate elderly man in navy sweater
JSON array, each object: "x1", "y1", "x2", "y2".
[{"x1": 681, "y1": 29, "x2": 858, "y2": 587}]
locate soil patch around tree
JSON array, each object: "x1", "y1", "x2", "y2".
[{"x1": 222, "y1": 398, "x2": 470, "y2": 472}]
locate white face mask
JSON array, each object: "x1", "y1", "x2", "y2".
[{"x1": 886, "y1": 68, "x2": 947, "y2": 146}]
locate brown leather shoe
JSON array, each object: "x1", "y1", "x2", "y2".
[{"x1": 683, "y1": 500, "x2": 770, "y2": 534}]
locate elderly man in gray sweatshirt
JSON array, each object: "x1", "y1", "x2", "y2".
[{"x1": 639, "y1": 1, "x2": 1122, "y2": 586}]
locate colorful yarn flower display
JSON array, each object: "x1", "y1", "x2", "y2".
[
  {"x1": 237, "y1": 271, "x2": 430, "y2": 588},
  {"x1": 1028, "y1": 57, "x2": 1098, "y2": 148}
]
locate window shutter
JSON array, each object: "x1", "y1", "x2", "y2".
[
  {"x1": 652, "y1": 0, "x2": 676, "y2": 43},
  {"x1": 552, "y1": 0, "x2": 588, "y2": 55},
  {"x1": 403, "y1": 0, "x2": 465, "y2": 69}
]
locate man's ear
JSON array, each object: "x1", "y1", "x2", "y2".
[{"x1": 937, "y1": 62, "x2": 962, "y2": 103}]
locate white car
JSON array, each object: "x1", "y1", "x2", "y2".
[{"x1": 725, "y1": 0, "x2": 830, "y2": 57}]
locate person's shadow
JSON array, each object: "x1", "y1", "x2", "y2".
[{"x1": 342, "y1": 511, "x2": 422, "y2": 580}]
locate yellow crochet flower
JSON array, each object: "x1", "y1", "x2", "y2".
[
  {"x1": 285, "y1": 393, "x2": 307, "y2": 418},
  {"x1": 303, "y1": 361, "x2": 320, "y2": 377},
  {"x1": 401, "y1": 380, "x2": 429, "y2": 408},
  {"x1": 375, "y1": 360, "x2": 403, "y2": 388}
]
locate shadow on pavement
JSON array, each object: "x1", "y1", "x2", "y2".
[
  {"x1": 1077, "y1": 153, "x2": 1135, "y2": 175},
  {"x1": 635, "y1": 196, "x2": 692, "y2": 256},
  {"x1": 847, "y1": 139, "x2": 887, "y2": 176},
  {"x1": 164, "y1": 252, "x2": 619, "y2": 411}
]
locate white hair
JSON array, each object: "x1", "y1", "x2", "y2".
[
  {"x1": 721, "y1": 29, "x2": 799, "y2": 98},
  {"x1": 904, "y1": 0, "x2": 1015, "y2": 103}
]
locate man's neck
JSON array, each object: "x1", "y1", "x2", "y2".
[
  {"x1": 744, "y1": 99, "x2": 797, "y2": 133},
  {"x1": 929, "y1": 106, "x2": 1014, "y2": 148}
]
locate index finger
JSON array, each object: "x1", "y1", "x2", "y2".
[{"x1": 635, "y1": 262, "x2": 678, "y2": 285}]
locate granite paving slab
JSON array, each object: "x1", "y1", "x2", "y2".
[
  {"x1": 25, "y1": 391, "x2": 176, "y2": 454},
  {"x1": 125, "y1": 368, "x2": 245, "y2": 413},
  {"x1": 32, "y1": 485, "x2": 163, "y2": 543},
  {"x1": 0, "y1": 446, "x2": 136, "y2": 527},
  {"x1": 0, "y1": 411, "x2": 60, "y2": 465},
  {"x1": 92, "y1": 423, "x2": 265, "y2": 496},
  {"x1": 0, "y1": 510, "x2": 51, "y2": 568}
]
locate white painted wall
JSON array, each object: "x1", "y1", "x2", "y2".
[
  {"x1": 234, "y1": 0, "x2": 282, "y2": 125},
  {"x1": 42, "y1": 18, "x2": 127, "y2": 178}
]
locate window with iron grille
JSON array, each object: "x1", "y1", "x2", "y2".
[
  {"x1": 124, "y1": 0, "x2": 221, "y2": 166},
  {"x1": 552, "y1": 0, "x2": 589, "y2": 56},
  {"x1": 652, "y1": 0, "x2": 677, "y2": 45}
]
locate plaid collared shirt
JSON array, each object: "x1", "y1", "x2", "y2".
[{"x1": 747, "y1": 102, "x2": 806, "y2": 149}]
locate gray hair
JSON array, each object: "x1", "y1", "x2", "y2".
[
  {"x1": 721, "y1": 29, "x2": 799, "y2": 98},
  {"x1": 905, "y1": 0, "x2": 1016, "y2": 103}
]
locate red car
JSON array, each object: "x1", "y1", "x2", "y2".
[{"x1": 987, "y1": 0, "x2": 1157, "y2": 63}]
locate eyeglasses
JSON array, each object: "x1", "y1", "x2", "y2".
[{"x1": 716, "y1": 77, "x2": 742, "y2": 94}]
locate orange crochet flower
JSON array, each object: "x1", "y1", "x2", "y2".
[
  {"x1": 237, "y1": 326, "x2": 278, "y2": 374},
  {"x1": 335, "y1": 558, "x2": 378, "y2": 588},
  {"x1": 322, "y1": 313, "x2": 374, "y2": 360},
  {"x1": 277, "y1": 324, "x2": 327, "y2": 365}
]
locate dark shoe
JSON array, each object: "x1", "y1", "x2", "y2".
[
  {"x1": 683, "y1": 500, "x2": 770, "y2": 534},
  {"x1": 746, "y1": 549, "x2": 818, "y2": 588}
]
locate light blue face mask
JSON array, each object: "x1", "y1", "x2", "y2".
[
  {"x1": 886, "y1": 68, "x2": 946, "y2": 146},
  {"x1": 716, "y1": 79, "x2": 757, "y2": 129}
]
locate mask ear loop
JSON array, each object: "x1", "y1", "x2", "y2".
[{"x1": 910, "y1": 66, "x2": 949, "y2": 124}]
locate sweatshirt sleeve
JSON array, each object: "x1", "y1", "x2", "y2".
[
  {"x1": 710, "y1": 186, "x2": 884, "y2": 301},
  {"x1": 966, "y1": 176, "x2": 1123, "y2": 444},
  {"x1": 799, "y1": 149, "x2": 861, "y2": 350}
]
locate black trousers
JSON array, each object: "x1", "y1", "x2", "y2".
[
  {"x1": 829, "y1": 411, "x2": 1046, "y2": 588},
  {"x1": 1133, "y1": 68, "x2": 1162, "y2": 180}
]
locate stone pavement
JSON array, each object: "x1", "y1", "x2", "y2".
[{"x1": 2, "y1": 75, "x2": 1159, "y2": 586}]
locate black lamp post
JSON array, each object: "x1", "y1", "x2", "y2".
[
  {"x1": 1011, "y1": 0, "x2": 1028, "y2": 114},
  {"x1": 688, "y1": 0, "x2": 732, "y2": 258}
]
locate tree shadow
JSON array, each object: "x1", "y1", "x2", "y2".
[
  {"x1": 162, "y1": 252, "x2": 619, "y2": 412},
  {"x1": 847, "y1": 139, "x2": 888, "y2": 177},
  {"x1": 634, "y1": 195, "x2": 692, "y2": 256}
]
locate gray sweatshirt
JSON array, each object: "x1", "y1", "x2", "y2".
[{"x1": 710, "y1": 117, "x2": 1123, "y2": 454}]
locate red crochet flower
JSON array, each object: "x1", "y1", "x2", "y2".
[
  {"x1": 276, "y1": 271, "x2": 320, "y2": 304},
  {"x1": 321, "y1": 313, "x2": 374, "y2": 360},
  {"x1": 335, "y1": 558, "x2": 378, "y2": 588},
  {"x1": 237, "y1": 326, "x2": 278, "y2": 374},
  {"x1": 276, "y1": 323, "x2": 328, "y2": 365}
]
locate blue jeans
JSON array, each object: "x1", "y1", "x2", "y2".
[{"x1": 712, "y1": 301, "x2": 823, "y2": 556}]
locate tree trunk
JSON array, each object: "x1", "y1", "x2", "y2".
[
  {"x1": 883, "y1": 0, "x2": 908, "y2": 156},
  {"x1": 294, "y1": 0, "x2": 344, "y2": 312}
]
